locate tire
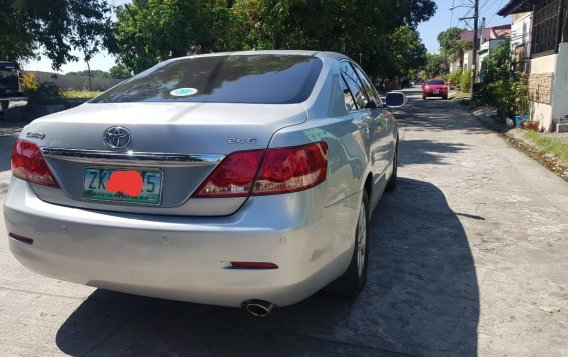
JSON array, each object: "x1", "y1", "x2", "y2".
[
  {"x1": 442, "y1": 95, "x2": 448, "y2": 100},
  {"x1": 385, "y1": 140, "x2": 398, "y2": 192},
  {"x1": 422, "y1": 95, "x2": 426, "y2": 100},
  {"x1": 324, "y1": 191, "x2": 369, "y2": 298}
]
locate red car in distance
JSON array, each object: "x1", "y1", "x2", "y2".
[{"x1": 422, "y1": 79, "x2": 449, "y2": 100}]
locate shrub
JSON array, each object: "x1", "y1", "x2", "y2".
[
  {"x1": 511, "y1": 76, "x2": 529, "y2": 115},
  {"x1": 448, "y1": 71, "x2": 462, "y2": 89},
  {"x1": 21, "y1": 72, "x2": 39, "y2": 94},
  {"x1": 460, "y1": 70, "x2": 472, "y2": 93},
  {"x1": 27, "y1": 82, "x2": 64, "y2": 105},
  {"x1": 482, "y1": 41, "x2": 511, "y2": 83}
]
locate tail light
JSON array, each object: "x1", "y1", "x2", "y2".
[
  {"x1": 192, "y1": 142, "x2": 328, "y2": 198},
  {"x1": 11, "y1": 139, "x2": 60, "y2": 188},
  {"x1": 192, "y1": 150, "x2": 265, "y2": 198}
]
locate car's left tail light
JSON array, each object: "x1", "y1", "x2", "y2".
[
  {"x1": 192, "y1": 142, "x2": 328, "y2": 198},
  {"x1": 11, "y1": 139, "x2": 60, "y2": 188}
]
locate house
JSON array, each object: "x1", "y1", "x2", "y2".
[
  {"x1": 459, "y1": 24, "x2": 512, "y2": 45},
  {"x1": 451, "y1": 25, "x2": 512, "y2": 76},
  {"x1": 510, "y1": 12, "x2": 533, "y2": 73},
  {"x1": 498, "y1": 0, "x2": 568, "y2": 132}
]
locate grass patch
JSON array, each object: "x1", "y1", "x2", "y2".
[
  {"x1": 524, "y1": 130, "x2": 568, "y2": 165},
  {"x1": 62, "y1": 90, "x2": 101, "y2": 99}
]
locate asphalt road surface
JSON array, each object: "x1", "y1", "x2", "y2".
[{"x1": 1, "y1": 89, "x2": 567, "y2": 356}]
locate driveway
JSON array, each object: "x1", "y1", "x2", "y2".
[{"x1": 1, "y1": 88, "x2": 567, "y2": 356}]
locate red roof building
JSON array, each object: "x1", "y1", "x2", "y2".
[{"x1": 459, "y1": 24, "x2": 512, "y2": 44}]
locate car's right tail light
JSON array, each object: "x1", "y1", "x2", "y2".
[
  {"x1": 192, "y1": 142, "x2": 328, "y2": 198},
  {"x1": 251, "y1": 142, "x2": 328, "y2": 195},
  {"x1": 11, "y1": 139, "x2": 60, "y2": 188}
]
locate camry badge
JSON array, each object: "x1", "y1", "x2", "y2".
[
  {"x1": 26, "y1": 132, "x2": 46, "y2": 139},
  {"x1": 103, "y1": 126, "x2": 131, "y2": 148}
]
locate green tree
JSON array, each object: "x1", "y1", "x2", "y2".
[
  {"x1": 437, "y1": 27, "x2": 472, "y2": 71},
  {"x1": 481, "y1": 41, "x2": 511, "y2": 83},
  {"x1": 232, "y1": 0, "x2": 436, "y2": 78},
  {"x1": 111, "y1": 0, "x2": 243, "y2": 74},
  {"x1": 111, "y1": 0, "x2": 437, "y2": 77},
  {"x1": 386, "y1": 25, "x2": 427, "y2": 79},
  {"x1": 424, "y1": 53, "x2": 444, "y2": 78},
  {"x1": 0, "y1": 0, "x2": 112, "y2": 70},
  {"x1": 109, "y1": 64, "x2": 131, "y2": 79}
]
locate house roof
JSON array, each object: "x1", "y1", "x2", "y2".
[
  {"x1": 497, "y1": 0, "x2": 535, "y2": 16},
  {"x1": 459, "y1": 25, "x2": 512, "y2": 42}
]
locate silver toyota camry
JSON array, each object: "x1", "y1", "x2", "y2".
[{"x1": 3, "y1": 51, "x2": 403, "y2": 316}]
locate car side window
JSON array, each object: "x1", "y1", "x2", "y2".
[
  {"x1": 339, "y1": 61, "x2": 369, "y2": 109},
  {"x1": 339, "y1": 75, "x2": 358, "y2": 111},
  {"x1": 353, "y1": 65, "x2": 382, "y2": 108}
]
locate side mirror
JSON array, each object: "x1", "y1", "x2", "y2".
[{"x1": 385, "y1": 91, "x2": 406, "y2": 108}]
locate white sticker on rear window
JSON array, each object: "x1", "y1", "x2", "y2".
[{"x1": 170, "y1": 88, "x2": 198, "y2": 97}]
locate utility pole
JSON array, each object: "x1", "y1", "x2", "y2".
[{"x1": 470, "y1": 0, "x2": 479, "y2": 96}]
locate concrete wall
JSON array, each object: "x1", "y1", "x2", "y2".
[
  {"x1": 530, "y1": 54, "x2": 556, "y2": 131},
  {"x1": 551, "y1": 43, "x2": 568, "y2": 125},
  {"x1": 529, "y1": 43, "x2": 568, "y2": 131},
  {"x1": 31, "y1": 71, "x2": 124, "y2": 91},
  {"x1": 463, "y1": 50, "x2": 473, "y2": 72}
]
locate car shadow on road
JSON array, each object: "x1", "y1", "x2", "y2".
[
  {"x1": 55, "y1": 178, "x2": 479, "y2": 356},
  {"x1": 398, "y1": 139, "x2": 469, "y2": 166}
]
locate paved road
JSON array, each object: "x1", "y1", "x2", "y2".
[{"x1": 1, "y1": 89, "x2": 567, "y2": 356}]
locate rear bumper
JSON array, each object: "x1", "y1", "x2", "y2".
[{"x1": 3, "y1": 178, "x2": 359, "y2": 307}]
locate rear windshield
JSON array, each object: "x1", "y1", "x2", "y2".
[
  {"x1": 91, "y1": 55, "x2": 323, "y2": 104},
  {"x1": 427, "y1": 79, "x2": 445, "y2": 85}
]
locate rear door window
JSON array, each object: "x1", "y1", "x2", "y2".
[
  {"x1": 352, "y1": 65, "x2": 381, "y2": 108},
  {"x1": 339, "y1": 76, "x2": 357, "y2": 111},
  {"x1": 91, "y1": 55, "x2": 323, "y2": 104},
  {"x1": 339, "y1": 61, "x2": 369, "y2": 109}
]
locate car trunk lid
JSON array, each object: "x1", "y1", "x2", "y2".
[{"x1": 23, "y1": 102, "x2": 307, "y2": 216}]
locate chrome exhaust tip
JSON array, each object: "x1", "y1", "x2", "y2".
[{"x1": 242, "y1": 299, "x2": 274, "y2": 317}]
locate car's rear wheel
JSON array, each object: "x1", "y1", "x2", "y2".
[
  {"x1": 443, "y1": 95, "x2": 448, "y2": 100},
  {"x1": 324, "y1": 191, "x2": 369, "y2": 297},
  {"x1": 422, "y1": 94, "x2": 426, "y2": 100}
]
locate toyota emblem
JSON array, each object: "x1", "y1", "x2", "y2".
[{"x1": 103, "y1": 126, "x2": 131, "y2": 148}]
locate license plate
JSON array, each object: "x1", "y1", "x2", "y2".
[
  {"x1": 83, "y1": 168, "x2": 162, "y2": 205},
  {"x1": 434, "y1": 89, "x2": 439, "y2": 94}
]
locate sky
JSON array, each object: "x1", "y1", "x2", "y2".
[
  {"x1": 24, "y1": 0, "x2": 512, "y2": 74},
  {"x1": 417, "y1": 0, "x2": 512, "y2": 53}
]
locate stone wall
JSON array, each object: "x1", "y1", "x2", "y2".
[{"x1": 528, "y1": 73, "x2": 554, "y2": 104}]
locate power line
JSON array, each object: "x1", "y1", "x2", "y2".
[
  {"x1": 450, "y1": 0, "x2": 455, "y2": 27},
  {"x1": 486, "y1": 0, "x2": 505, "y2": 26}
]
